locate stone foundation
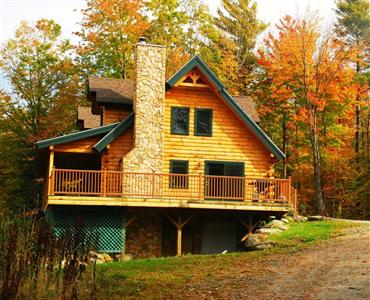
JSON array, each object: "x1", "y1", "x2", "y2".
[{"x1": 125, "y1": 213, "x2": 162, "y2": 258}]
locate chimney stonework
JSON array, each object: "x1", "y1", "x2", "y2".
[{"x1": 122, "y1": 43, "x2": 166, "y2": 173}]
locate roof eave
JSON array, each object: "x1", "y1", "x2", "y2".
[
  {"x1": 35, "y1": 122, "x2": 119, "y2": 150},
  {"x1": 93, "y1": 113, "x2": 134, "y2": 153}
]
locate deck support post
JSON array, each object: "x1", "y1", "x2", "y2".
[
  {"x1": 166, "y1": 214, "x2": 192, "y2": 256},
  {"x1": 177, "y1": 216, "x2": 182, "y2": 256}
]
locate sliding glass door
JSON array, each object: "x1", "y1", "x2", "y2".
[{"x1": 205, "y1": 161, "x2": 244, "y2": 200}]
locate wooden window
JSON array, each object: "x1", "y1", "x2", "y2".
[
  {"x1": 169, "y1": 160, "x2": 189, "y2": 189},
  {"x1": 195, "y1": 109, "x2": 212, "y2": 136},
  {"x1": 171, "y1": 107, "x2": 189, "y2": 135}
]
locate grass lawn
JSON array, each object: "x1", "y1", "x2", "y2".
[{"x1": 87, "y1": 220, "x2": 356, "y2": 299}]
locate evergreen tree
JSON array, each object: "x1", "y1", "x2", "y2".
[{"x1": 215, "y1": 0, "x2": 267, "y2": 94}]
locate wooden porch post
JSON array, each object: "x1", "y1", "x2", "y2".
[{"x1": 48, "y1": 146, "x2": 54, "y2": 195}]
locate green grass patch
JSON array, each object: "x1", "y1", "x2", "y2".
[
  {"x1": 269, "y1": 220, "x2": 352, "y2": 246},
  {"x1": 89, "y1": 220, "x2": 361, "y2": 299}
]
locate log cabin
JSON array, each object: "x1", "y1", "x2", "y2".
[{"x1": 36, "y1": 39, "x2": 297, "y2": 258}]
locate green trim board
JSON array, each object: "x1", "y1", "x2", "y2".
[
  {"x1": 194, "y1": 108, "x2": 213, "y2": 137},
  {"x1": 93, "y1": 113, "x2": 134, "y2": 153},
  {"x1": 166, "y1": 55, "x2": 286, "y2": 160},
  {"x1": 36, "y1": 122, "x2": 119, "y2": 149}
]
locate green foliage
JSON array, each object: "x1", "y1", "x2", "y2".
[
  {"x1": 0, "y1": 20, "x2": 80, "y2": 212},
  {"x1": 214, "y1": 0, "x2": 267, "y2": 94},
  {"x1": 336, "y1": 0, "x2": 370, "y2": 42}
]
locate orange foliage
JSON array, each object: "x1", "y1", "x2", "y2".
[{"x1": 256, "y1": 15, "x2": 359, "y2": 214}]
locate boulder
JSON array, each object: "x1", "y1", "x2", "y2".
[
  {"x1": 308, "y1": 215, "x2": 324, "y2": 221},
  {"x1": 102, "y1": 253, "x2": 113, "y2": 262},
  {"x1": 255, "y1": 228, "x2": 282, "y2": 235},
  {"x1": 263, "y1": 219, "x2": 288, "y2": 231},
  {"x1": 88, "y1": 251, "x2": 106, "y2": 264},
  {"x1": 244, "y1": 233, "x2": 267, "y2": 248},
  {"x1": 255, "y1": 243, "x2": 273, "y2": 250},
  {"x1": 244, "y1": 233, "x2": 275, "y2": 250},
  {"x1": 281, "y1": 218, "x2": 290, "y2": 224},
  {"x1": 294, "y1": 215, "x2": 308, "y2": 222}
]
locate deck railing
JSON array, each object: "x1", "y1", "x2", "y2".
[{"x1": 49, "y1": 168, "x2": 296, "y2": 206}]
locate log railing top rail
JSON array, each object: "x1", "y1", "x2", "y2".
[{"x1": 49, "y1": 168, "x2": 296, "y2": 206}]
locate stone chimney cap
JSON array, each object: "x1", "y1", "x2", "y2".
[{"x1": 138, "y1": 37, "x2": 147, "y2": 44}]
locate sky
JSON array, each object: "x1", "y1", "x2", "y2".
[{"x1": 0, "y1": 0, "x2": 337, "y2": 90}]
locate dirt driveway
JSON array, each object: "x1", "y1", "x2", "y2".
[{"x1": 181, "y1": 225, "x2": 370, "y2": 300}]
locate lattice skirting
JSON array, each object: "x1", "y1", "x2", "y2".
[{"x1": 46, "y1": 205, "x2": 125, "y2": 253}]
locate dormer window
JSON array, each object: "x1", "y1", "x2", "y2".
[
  {"x1": 195, "y1": 108, "x2": 212, "y2": 136},
  {"x1": 171, "y1": 107, "x2": 189, "y2": 135}
]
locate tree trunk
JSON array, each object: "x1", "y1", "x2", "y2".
[
  {"x1": 355, "y1": 102, "x2": 360, "y2": 159},
  {"x1": 282, "y1": 113, "x2": 287, "y2": 178},
  {"x1": 309, "y1": 108, "x2": 325, "y2": 214},
  {"x1": 355, "y1": 61, "x2": 361, "y2": 160}
]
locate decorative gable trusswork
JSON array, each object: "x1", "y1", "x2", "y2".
[
  {"x1": 166, "y1": 55, "x2": 285, "y2": 160},
  {"x1": 175, "y1": 69, "x2": 210, "y2": 88}
]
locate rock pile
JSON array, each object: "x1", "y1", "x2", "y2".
[
  {"x1": 244, "y1": 218, "x2": 290, "y2": 250},
  {"x1": 89, "y1": 251, "x2": 114, "y2": 264}
]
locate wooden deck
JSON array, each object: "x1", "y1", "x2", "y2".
[{"x1": 45, "y1": 168, "x2": 297, "y2": 212}]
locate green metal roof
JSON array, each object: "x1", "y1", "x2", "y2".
[
  {"x1": 166, "y1": 55, "x2": 286, "y2": 160},
  {"x1": 93, "y1": 113, "x2": 134, "y2": 153},
  {"x1": 36, "y1": 122, "x2": 119, "y2": 149}
]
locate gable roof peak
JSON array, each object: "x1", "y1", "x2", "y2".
[{"x1": 166, "y1": 55, "x2": 285, "y2": 161}]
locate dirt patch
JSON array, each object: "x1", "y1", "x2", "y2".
[{"x1": 179, "y1": 225, "x2": 370, "y2": 300}]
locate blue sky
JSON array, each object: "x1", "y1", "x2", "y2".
[{"x1": 0, "y1": 0, "x2": 336, "y2": 91}]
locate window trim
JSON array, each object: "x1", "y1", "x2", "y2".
[
  {"x1": 194, "y1": 108, "x2": 213, "y2": 137},
  {"x1": 170, "y1": 106, "x2": 190, "y2": 135},
  {"x1": 169, "y1": 160, "x2": 189, "y2": 189}
]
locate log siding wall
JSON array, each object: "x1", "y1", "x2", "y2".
[
  {"x1": 162, "y1": 86, "x2": 273, "y2": 177},
  {"x1": 103, "y1": 106, "x2": 131, "y2": 125}
]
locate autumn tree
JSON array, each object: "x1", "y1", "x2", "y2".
[
  {"x1": 0, "y1": 20, "x2": 81, "y2": 212},
  {"x1": 335, "y1": 0, "x2": 370, "y2": 218},
  {"x1": 257, "y1": 16, "x2": 356, "y2": 214},
  {"x1": 215, "y1": 0, "x2": 267, "y2": 94},
  {"x1": 335, "y1": 0, "x2": 370, "y2": 159},
  {"x1": 76, "y1": 0, "x2": 149, "y2": 79}
]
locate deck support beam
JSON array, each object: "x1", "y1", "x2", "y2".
[
  {"x1": 166, "y1": 214, "x2": 192, "y2": 256},
  {"x1": 238, "y1": 215, "x2": 260, "y2": 234}
]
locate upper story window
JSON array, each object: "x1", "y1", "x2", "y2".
[
  {"x1": 195, "y1": 108, "x2": 213, "y2": 136},
  {"x1": 171, "y1": 107, "x2": 189, "y2": 135}
]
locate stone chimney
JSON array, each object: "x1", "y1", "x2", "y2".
[{"x1": 122, "y1": 39, "x2": 166, "y2": 173}]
